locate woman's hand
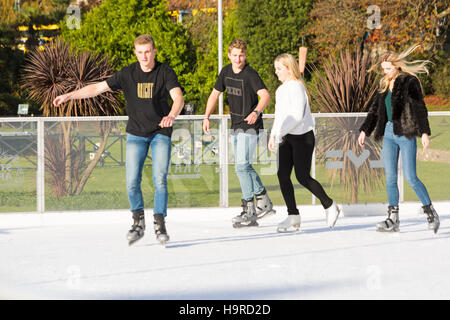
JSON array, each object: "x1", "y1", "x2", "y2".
[
  {"x1": 268, "y1": 135, "x2": 276, "y2": 152},
  {"x1": 421, "y1": 133, "x2": 430, "y2": 150},
  {"x1": 358, "y1": 131, "x2": 366, "y2": 148}
]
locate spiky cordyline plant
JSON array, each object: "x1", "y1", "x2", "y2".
[
  {"x1": 21, "y1": 39, "x2": 121, "y2": 117},
  {"x1": 21, "y1": 39, "x2": 122, "y2": 198},
  {"x1": 308, "y1": 46, "x2": 383, "y2": 203}
]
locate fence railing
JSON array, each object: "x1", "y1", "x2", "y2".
[{"x1": 1, "y1": 112, "x2": 449, "y2": 213}]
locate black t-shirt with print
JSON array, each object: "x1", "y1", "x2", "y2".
[
  {"x1": 106, "y1": 61, "x2": 181, "y2": 137},
  {"x1": 214, "y1": 63, "x2": 266, "y2": 131}
]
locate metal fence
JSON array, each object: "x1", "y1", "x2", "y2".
[{"x1": 1, "y1": 112, "x2": 449, "y2": 213}]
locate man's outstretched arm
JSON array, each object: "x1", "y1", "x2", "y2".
[{"x1": 53, "y1": 81, "x2": 111, "y2": 106}]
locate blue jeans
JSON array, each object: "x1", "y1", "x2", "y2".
[
  {"x1": 126, "y1": 133, "x2": 171, "y2": 217},
  {"x1": 382, "y1": 122, "x2": 431, "y2": 206},
  {"x1": 231, "y1": 130, "x2": 265, "y2": 201}
]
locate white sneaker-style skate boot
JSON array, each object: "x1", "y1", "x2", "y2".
[
  {"x1": 422, "y1": 204, "x2": 440, "y2": 234},
  {"x1": 277, "y1": 215, "x2": 301, "y2": 233},
  {"x1": 376, "y1": 206, "x2": 400, "y2": 232},
  {"x1": 325, "y1": 201, "x2": 341, "y2": 228},
  {"x1": 127, "y1": 210, "x2": 145, "y2": 245},
  {"x1": 255, "y1": 189, "x2": 276, "y2": 219},
  {"x1": 232, "y1": 199, "x2": 258, "y2": 228}
]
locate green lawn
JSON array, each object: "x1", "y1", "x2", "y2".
[
  {"x1": 2, "y1": 158, "x2": 448, "y2": 213},
  {"x1": 1, "y1": 115, "x2": 448, "y2": 213}
]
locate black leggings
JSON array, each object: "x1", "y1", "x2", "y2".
[{"x1": 277, "y1": 131, "x2": 333, "y2": 214}]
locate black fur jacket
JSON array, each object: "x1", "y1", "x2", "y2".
[{"x1": 359, "y1": 73, "x2": 431, "y2": 140}]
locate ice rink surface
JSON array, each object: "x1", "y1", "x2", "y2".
[{"x1": 0, "y1": 202, "x2": 449, "y2": 300}]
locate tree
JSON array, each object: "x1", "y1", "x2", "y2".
[
  {"x1": 21, "y1": 39, "x2": 122, "y2": 197},
  {"x1": 180, "y1": 6, "x2": 238, "y2": 113},
  {"x1": 60, "y1": 0, "x2": 194, "y2": 107},
  {"x1": 305, "y1": 0, "x2": 449, "y2": 62},
  {"x1": 308, "y1": 46, "x2": 382, "y2": 203},
  {"x1": 234, "y1": 0, "x2": 314, "y2": 112}
]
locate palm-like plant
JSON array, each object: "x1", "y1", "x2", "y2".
[
  {"x1": 308, "y1": 46, "x2": 383, "y2": 203},
  {"x1": 21, "y1": 39, "x2": 121, "y2": 197}
]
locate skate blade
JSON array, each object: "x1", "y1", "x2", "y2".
[
  {"x1": 233, "y1": 221, "x2": 259, "y2": 228},
  {"x1": 376, "y1": 227, "x2": 399, "y2": 233},
  {"x1": 128, "y1": 236, "x2": 144, "y2": 246},
  {"x1": 256, "y1": 209, "x2": 276, "y2": 220},
  {"x1": 277, "y1": 225, "x2": 300, "y2": 233},
  {"x1": 429, "y1": 222, "x2": 440, "y2": 234},
  {"x1": 157, "y1": 235, "x2": 170, "y2": 246}
]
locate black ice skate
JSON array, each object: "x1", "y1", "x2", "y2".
[
  {"x1": 232, "y1": 199, "x2": 259, "y2": 228},
  {"x1": 376, "y1": 206, "x2": 400, "y2": 232},
  {"x1": 422, "y1": 204, "x2": 440, "y2": 234},
  {"x1": 255, "y1": 189, "x2": 276, "y2": 219},
  {"x1": 154, "y1": 214, "x2": 170, "y2": 245},
  {"x1": 127, "y1": 210, "x2": 145, "y2": 246}
]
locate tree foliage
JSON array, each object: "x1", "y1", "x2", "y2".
[
  {"x1": 61, "y1": 0, "x2": 194, "y2": 86},
  {"x1": 20, "y1": 39, "x2": 122, "y2": 197},
  {"x1": 234, "y1": 0, "x2": 314, "y2": 112},
  {"x1": 181, "y1": 6, "x2": 238, "y2": 114},
  {"x1": 309, "y1": 46, "x2": 383, "y2": 203},
  {"x1": 305, "y1": 0, "x2": 449, "y2": 61}
]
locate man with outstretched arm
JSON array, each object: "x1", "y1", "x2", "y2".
[{"x1": 54, "y1": 34, "x2": 184, "y2": 245}]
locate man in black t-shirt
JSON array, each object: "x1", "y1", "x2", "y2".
[
  {"x1": 203, "y1": 39, "x2": 275, "y2": 228},
  {"x1": 53, "y1": 34, "x2": 184, "y2": 245}
]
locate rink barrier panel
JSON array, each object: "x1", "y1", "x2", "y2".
[{"x1": 0, "y1": 112, "x2": 449, "y2": 213}]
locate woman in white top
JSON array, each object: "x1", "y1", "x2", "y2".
[{"x1": 268, "y1": 53, "x2": 341, "y2": 232}]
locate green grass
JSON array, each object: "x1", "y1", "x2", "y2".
[
  {"x1": 1, "y1": 116, "x2": 449, "y2": 213},
  {"x1": 2, "y1": 158, "x2": 449, "y2": 213}
]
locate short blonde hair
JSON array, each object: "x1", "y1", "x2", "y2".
[
  {"x1": 134, "y1": 34, "x2": 155, "y2": 48},
  {"x1": 228, "y1": 39, "x2": 248, "y2": 54}
]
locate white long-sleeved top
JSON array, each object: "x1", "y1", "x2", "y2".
[{"x1": 270, "y1": 80, "x2": 315, "y2": 143}]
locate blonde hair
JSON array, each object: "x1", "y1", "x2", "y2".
[
  {"x1": 370, "y1": 44, "x2": 431, "y2": 92},
  {"x1": 274, "y1": 53, "x2": 304, "y2": 85},
  {"x1": 228, "y1": 39, "x2": 248, "y2": 54},
  {"x1": 134, "y1": 34, "x2": 156, "y2": 48}
]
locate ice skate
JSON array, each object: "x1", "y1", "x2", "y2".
[
  {"x1": 422, "y1": 204, "x2": 440, "y2": 234},
  {"x1": 255, "y1": 189, "x2": 276, "y2": 219},
  {"x1": 325, "y1": 201, "x2": 341, "y2": 229},
  {"x1": 376, "y1": 206, "x2": 400, "y2": 232},
  {"x1": 232, "y1": 199, "x2": 259, "y2": 228},
  {"x1": 154, "y1": 214, "x2": 170, "y2": 245},
  {"x1": 127, "y1": 210, "x2": 145, "y2": 246},
  {"x1": 277, "y1": 215, "x2": 301, "y2": 233}
]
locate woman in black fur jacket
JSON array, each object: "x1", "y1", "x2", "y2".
[{"x1": 358, "y1": 45, "x2": 440, "y2": 234}]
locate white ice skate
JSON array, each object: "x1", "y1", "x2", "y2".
[
  {"x1": 325, "y1": 201, "x2": 341, "y2": 229},
  {"x1": 277, "y1": 215, "x2": 301, "y2": 233}
]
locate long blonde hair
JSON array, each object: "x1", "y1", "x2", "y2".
[
  {"x1": 274, "y1": 53, "x2": 305, "y2": 85},
  {"x1": 370, "y1": 44, "x2": 431, "y2": 92}
]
